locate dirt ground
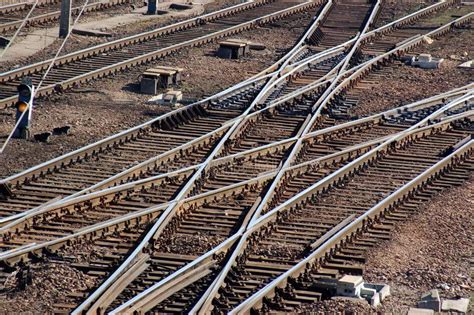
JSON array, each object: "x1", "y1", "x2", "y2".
[
  {"x1": 0, "y1": 262, "x2": 97, "y2": 314},
  {"x1": 0, "y1": 11, "x2": 314, "y2": 178}
]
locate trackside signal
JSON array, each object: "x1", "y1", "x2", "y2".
[{"x1": 13, "y1": 78, "x2": 34, "y2": 139}]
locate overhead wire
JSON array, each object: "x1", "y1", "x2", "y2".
[
  {"x1": 1, "y1": 0, "x2": 92, "y2": 154},
  {"x1": 0, "y1": 0, "x2": 40, "y2": 60}
]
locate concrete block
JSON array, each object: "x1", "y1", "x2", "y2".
[
  {"x1": 72, "y1": 27, "x2": 112, "y2": 37},
  {"x1": 458, "y1": 60, "x2": 474, "y2": 68},
  {"x1": 407, "y1": 308, "x2": 434, "y2": 315},
  {"x1": 364, "y1": 284, "x2": 390, "y2": 307},
  {"x1": 441, "y1": 298, "x2": 469, "y2": 313},
  {"x1": 217, "y1": 46, "x2": 234, "y2": 59},
  {"x1": 417, "y1": 289, "x2": 441, "y2": 311},
  {"x1": 141, "y1": 77, "x2": 158, "y2": 95},
  {"x1": 370, "y1": 292, "x2": 381, "y2": 307},
  {"x1": 52, "y1": 126, "x2": 71, "y2": 135},
  {"x1": 34, "y1": 132, "x2": 51, "y2": 143},
  {"x1": 379, "y1": 284, "x2": 391, "y2": 300},
  {"x1": 410, "y1": 53, "x2": 444, "y2": 69},
  {"x1": 169, "y1": 3, "x2": 192, "y2": 10},
  {"x1": 218, "y1": 40, "x2": 248, "y2": 59},
  {"x1": 0, "y1": 36, "x2": 9, "y2": 48},
  {"x1": 248, "y1": 42, "x2": 266, "y2": 50},
  {"x1": 337, "y1": 275, "x2": 364, "y2": 297},
  {"x1": 143, "y1": 66, "x2": 183, "y2": 89}
]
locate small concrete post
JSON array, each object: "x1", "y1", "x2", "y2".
[
  {"x1": 13, "y1": 77, "x2": 34, "y2": 140},
  {"x1": 147, "y1": 0, "x2": 157, "y2": 14},
  {"x1": 59, "y1": 0, "x2": 72, "y2": 38}
]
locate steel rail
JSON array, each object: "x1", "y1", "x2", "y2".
[
  {"x1": 231, "y1": 114, "x2": 474, "y2": 313},
  {"x1": 109, "y1": 133, "x2": 394, "y2": 313},
  {"x1": 254, "y1": 104, "x2": 474, "y2": 232},
  {"x1": 71, "y1": 120, "x2": 255, "y2": 313},
  {"x1": 271, "y1": 30, "x2": 473, "y2": 217},
  {"x1": 83, "y1": 44, "x2": 353, "y2": 193},
  {"x1": 112, "y1": 90, "x2": 462, "y2": 314},
  {"x1": 181, "y1": 2, "x2": 383, "y2": 311},
  {"x1": 223, "y1": 49, "x2": 346, "y2": 148},
  {"x1": 262, "y1": 0, "x2": 460, "y2": 104},
  {"x1": 1, "y1": 2, "x2": 468, "y2": 232},
  {"x1": 1, "y1": 0, "x2": 458, "y2": 186},
  {"x1": 248, "y1": 0, "x2": 382, "y2": 226},
  {"x1": 0, "y1": 0, "x2": 322, "y2": 108},
  {"x1": 0, "y1": 0, "x2": 57, "y2": 14},
  {"x1": 0, "y1": 86, "x2": 463, "y2": 309},
  {"x1": 190, "y1": 5, "x2": 474, "y2": 312},
  {"x1": 0, "y1": 166, "x2": 195, "y2": 235},
  {"x1": 235, "y1": 141, "x2": 474, "y2": 312},
  {"x1": 71, "y1": 4, "x2": 345, "y2": 311},
  {"x1": 0, "y1": 52, "x2": 333, "y2": 224},
  {"x1": 0, "y1": 76, "x2": 268, "y2": 187},
  {"x1": 192, "y1": 109, "x2": 473, "y2": 314},
  {"x1": 0, "y1": 42, "x2": 346, "y2": 224},
  {"x1": 0, "y1": 3, "x2": 466, "y2": 306},
  {"x1": 0, "y1": 169, "x2": 278, "y2": 266},
  {"x1": 0, "y1": 0, "x2": 264, "y2": 82},
  {"x1": 310, "y1": 11, "x2": 474, "y2": 118},
  {"x1": 3, "y1": 85, "x2": 466, "y2": 237},
  {"x1": 109, "y1": 233, "x2": 242, "y2": 314},
  {"x1": 0, "y1": 4, "x2": 466, "y2": 314},
  {"x1": 0, "y1": 0, "x2": 130, "y2": 34},
  {"x1": 0, "y1": 106, "x2": 470, "y2": 289},
  {"x1": 210, "y1": 0, "x2": 334, "y2": 134},
  {"x1": 76, "y1": 8, "x2": 472, "y2": 310},
  {"x1": 0, "y1": 0, "x2": 453, "y2": 110},
  {"x1": 104, "y1": 140, "x2": 386, "y2": 313},
  {"x1": 361, "y1": 0, "x2": 452, "y2": 39}
]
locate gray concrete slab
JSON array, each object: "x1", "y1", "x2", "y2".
[
  {"x1": 407, "y1": 308, "x2": 434, "y2": 315},
  {"x1": 441, "y1": 298, "x2": 469, "y2": 313}
]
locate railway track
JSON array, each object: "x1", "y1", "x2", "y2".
[
  {"x1": 0, "y1": 5, "x2": 363, "y2": 309},
  {"x1": 0, "y1": 0, "x2": 468, "y2": 254},
  {"x1": 234, "y1": 128, "x2": 474, "y2": 314},
  {"x1": 0, "y1": 50, "x2": 339, "y2": 221},
  {"x1": 98, "y1": 10, "x2": 471, "y2": 312},
  {"x1": 0, "y1": 84, "x2": 265, "y2": 217},
  {"x1": 0, "y1": 0, "x2": 374, "y2": 222},
  {"x1": 0, "y1": 0, "x2": 130, "y2": 35},
  {"x1": 306, "y1": 11, "x2": 474, "y2": 133},
  {"x1": 0, "y1": 0, "x2": 456, "y2": 109},
  {"x1": 0, "y1": 0, "x2": 323, "y2": 108},
  {"x1": 0, "y1": 0, "x2": 468, "y2": 262},
  {"x1": 258, "y1": 164, "x2": 473, "y2": 313},
  {"x1": 0, "y1": 88, "x2": 470, "y2": 262},
  {"x1": 109, "y1": 113, "x2": 473, "y2": 314},
  {"x1": 0, "y1": 94, "x2": 468, "y2": 313},
  {"x1": 0, "y1": 3, "x2": 472, "y2": 313},
  {"x1": 0, "y1": 88, "x2": 468, "y2": 312},
  {"x1": 358, "y1": 4, "x2": 470, "y2": 59},
  {"x1": 306, "y1": 0, "x2": 374, "y2": 51}
]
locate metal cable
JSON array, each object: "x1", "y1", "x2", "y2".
[
  {"x1": 0, "y1": 0, "x2": 40, "y2": 60},
  {"x1": 1, "y1": 0, "x2": 92, "y2": 154}
]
